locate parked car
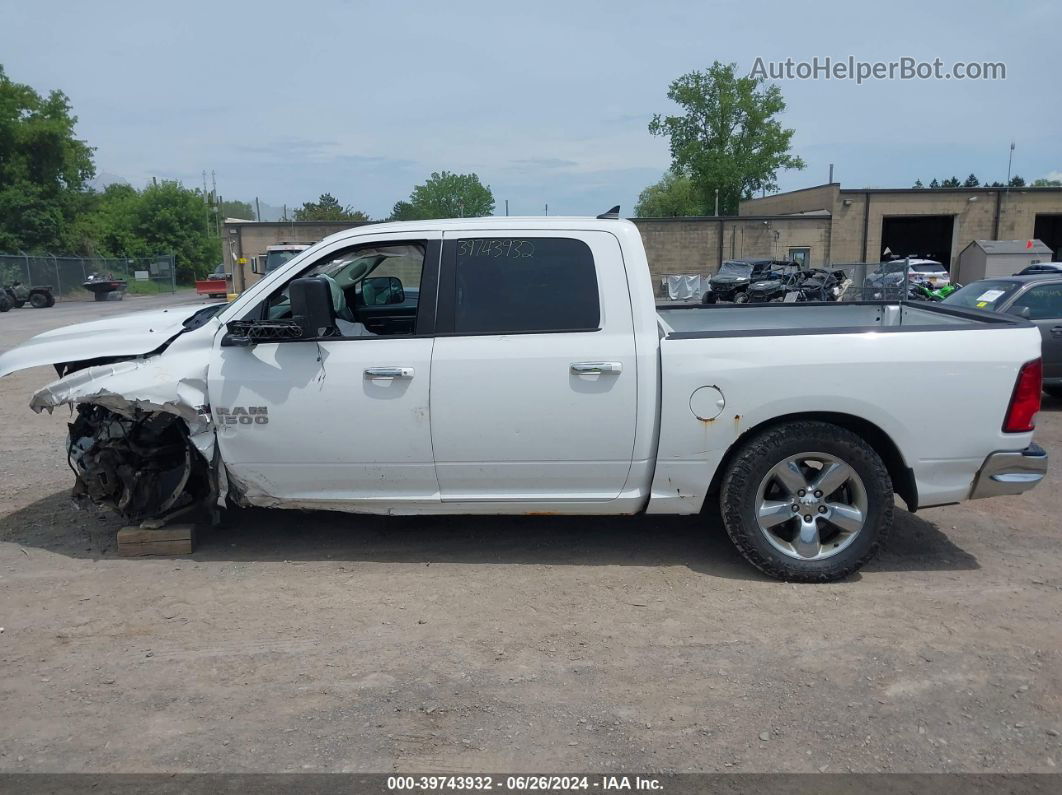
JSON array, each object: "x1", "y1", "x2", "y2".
[
  {"x1": 0, "y1": 216, "x2": 1048, "y2": 582},
  {"x1": 943, "y1": 275, "x2": 1062, "y2": 398},
  {"x1": 865, "y1": 259, "x2": 950, "y2": 295},
  {"x1": 704, "y1": 259, "x2": 795, "y2": 303},
  {"x1": 1016, "y1": 262, "x2": 1062, "y2": 276}
]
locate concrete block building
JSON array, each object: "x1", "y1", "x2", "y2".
[{"x1": 222, "y1": 183, "x2": 1062, "y2": 293}]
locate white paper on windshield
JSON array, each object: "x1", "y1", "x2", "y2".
[{"x1": 977, "y1": 289, "x2": 1006, "y2": 302}]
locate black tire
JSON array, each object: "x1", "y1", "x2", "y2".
[
  {"x1": 733, "y1": 292, "x2": 749, "y2": 304},
  {"x1": 0, "y1": 296, "x2": 11, "y2": 312},
  {"x1": 13, "y1": 300, "x2": 25, "y2": 308},
  {"x1": 1045, "y1": 385, "x2": 1062, "y2": 399},
  {"x1": 719, "y1": 421, "x2": 893, "y2": 582},
  {"x1": 29, "y1": 292, "x2": 49, "y2": 308},
  {"x1": 44, "y1": 294, "x2": 55, "y2": 307},
  {"x1": 94, "y1": 291, "x2": 106, "y2": 302}
]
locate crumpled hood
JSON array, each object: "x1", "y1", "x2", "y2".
[{"x1": 0, "y1": 304, "x2": 213, "y2": 378}]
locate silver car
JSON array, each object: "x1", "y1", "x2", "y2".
[{"x1": 944, "y1": 275, "x2": 1062, "y2": 397}]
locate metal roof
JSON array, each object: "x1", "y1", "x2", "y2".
[{"x1": 964, "y1": 239, "x2": 1053, "y2": 255}]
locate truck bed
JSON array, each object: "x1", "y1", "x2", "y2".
[
  {"x1": 648, "y1": 299, "x2": 1040, "y2": 516},
  {"x1": 656, "y1": 301, "x2": 1014, "y2": 337}
]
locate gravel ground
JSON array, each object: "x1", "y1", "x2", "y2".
[{"x1": 0, "y1": 293, "x2": 1060, "y2": 774}]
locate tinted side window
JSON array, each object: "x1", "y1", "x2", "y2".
[
  {"x1": 1014, "y1": 283, "x2": 1062, "y2": 320},
  {"x1": 452, "y1": 238, "x2": 600, "y2": 333}
]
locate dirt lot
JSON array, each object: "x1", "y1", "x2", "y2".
[{"x1": 0, "y1": 293, "x2": 1060, "y2": 774}]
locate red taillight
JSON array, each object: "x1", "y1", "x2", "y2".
[{"x1": 1003, "y1": 358, "x2": 1042, "y2": 433}]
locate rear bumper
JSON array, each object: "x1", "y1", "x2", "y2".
[{"x1": 969, "y1": 443, "x2": 1048, "y2": 500}]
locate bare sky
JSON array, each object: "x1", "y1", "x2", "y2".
[{"x1": 4, "y1": 0, "x2": 1060, "y2": 218}]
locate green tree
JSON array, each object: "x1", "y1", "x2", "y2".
[
  {"x1": 220, "y1": 199, "x2": 256, "y2": 220},
  {"x1": 1009, "y1": 175, "x2": 1026, "y2": 187},
  {"x1": 1032, "y1": 178, "x2": 1062, "y2": 187},
  {"x1": 389, "y1": 200, "x2": 418, "y2": 221},
  {"x1": 634, "y1": 170, "x2": 705, "y2": 217},
  {"x1": 0, "y1": 64, "x2": 95, "y2": 253},
  {"x1": 84, "y1": 181, "x2": 217, "y2": 282},
  {"x1": 963, "y1": 174, "x2": 980, "y2": 187},
  {"x1": 293, "y1": 193, "x2": 369, "y2": 221},
  {"x1": 912, "y1": 179, "x2": 925, "y2": 188},
  {"x1": 941, "y1": 176, "x2": 961, "y2": 187},
  {"x1": 647, "y1": 62, "x2": 805, "y2": 215},
  {"x1": 929, "y1": 179, "x2": 940, "y2": 188},
  {"x1": 396, "y1": 171, "x2": 495, "y2": 219}
]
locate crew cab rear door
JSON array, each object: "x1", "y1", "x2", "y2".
[{"x1": 429, "y1": 231, "x2": 638, "y2": 502}]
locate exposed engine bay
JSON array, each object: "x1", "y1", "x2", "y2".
[{"x1": 68, "y1": 404, "x2": 212, "y2": 522}]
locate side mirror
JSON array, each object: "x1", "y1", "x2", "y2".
[
  {"x1": 289, "y1": 277, "x2": 336, "y2": 339},
  {"x1": 1007, "y1": 304, "x2": 1032, "y2": 320}
]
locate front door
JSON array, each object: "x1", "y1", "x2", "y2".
[
  {"x1": 429, "y1": 231, "x2": 638, "y2": 502},
  {"x1": 209, "y1": 232, "x2": 442, "y2": 506}
]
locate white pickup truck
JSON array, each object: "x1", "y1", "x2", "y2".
[{"x1": 0, "y1": 217, "x2": 1048, "y2": 581}]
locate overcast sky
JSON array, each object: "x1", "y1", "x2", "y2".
[{"x1": 5, "y1": 0, "x2": 1060, "y2": 219}]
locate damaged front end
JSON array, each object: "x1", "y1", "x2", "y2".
[{"x1": 67, "y1": 404, "x2": 212, "y2": 522}]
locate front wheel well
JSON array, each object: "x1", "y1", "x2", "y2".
[{"x1": 704, "y1": 412, "x2": 918, "y2": 513}]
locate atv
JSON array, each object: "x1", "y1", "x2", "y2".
[{"x1": 2, "y1": 282, "x2": 55, "y2": 309}]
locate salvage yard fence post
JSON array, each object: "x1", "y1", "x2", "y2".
[{"x1": 0, "y1": 253, "x2": 177, "y2": 302}]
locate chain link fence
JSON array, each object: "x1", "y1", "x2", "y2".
[{"x1": 0, "y1": 253, "x2": 176, "y2": 302}]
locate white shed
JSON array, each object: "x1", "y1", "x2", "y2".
[{"x1": 955, "y1": 239, "x2": 1053, "y2": 283}]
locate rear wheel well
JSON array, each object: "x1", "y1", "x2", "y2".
[{"x1": 704, "y1": 412, "x2": 917, "y2": 513}]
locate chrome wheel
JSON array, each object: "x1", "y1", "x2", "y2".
[{"x1": 754, "y1": 452, "x2": 868, "y2": 561}]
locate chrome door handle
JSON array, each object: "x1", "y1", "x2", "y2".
[
  {"x1": 570, "y1": 361, "x2": 622, "y2": 374},
  {"x1": 364, "y1": 367, "x2": 414, "y2": 379}
]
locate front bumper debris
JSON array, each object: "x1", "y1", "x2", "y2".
[{"x1": 969, "y1": 443, "x2": 1048, "y2": 500}]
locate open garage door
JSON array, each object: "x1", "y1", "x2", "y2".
[
  {"x1": 881, "y1": 215, "x2": 955, "y2": 270},
  {"x1": 1034, "y1": 214, "x2": 1062, "y2": 261}
]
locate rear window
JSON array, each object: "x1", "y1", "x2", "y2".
[
  {"x1": 943, "y1": 280, "x2": 1022, "y2": 312},
  {"x1": 453, "y1": 237, "x2": 599, "y2": 334},
  {"x1": 911, "y1": 263, "x2": 944, "y2": 273}
]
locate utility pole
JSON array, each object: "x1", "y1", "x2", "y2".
[
  {"x1": 544, "y1": 203, "x2": 548, "y2": 216},
  {"x1": 211, "y1": 171, "x2": 220, "y2": 238},
  {"x1": 828, "y1": 163, "x2": 834, "y2": 183},
  {"x1": 201, "y1": 171, "x2": 210, "y2": 235},
  {"x1": 714, "y1": 189, "x2": 719, "y2": 217},
  {"x1": 1006, "y1": 141, "x2": 1015, "y2": 187},
  {"x1": 255, "y1": 197, "x2": 262, "y2": 222},
  {"x1": 505, "y1": 199, "x2": 509, "y2": 217}
]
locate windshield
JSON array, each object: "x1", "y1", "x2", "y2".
[
  {"x1": 942, "y1": 280, "x2": 1021, "y2": 312},
  {"x1": 265, "y1": 250, "x2": 301, "y2": 273},
  {"x1": 911, "y1": 263, "x2": 944, "y2": 273},
  {"x1": 717, "y1": 261, "x2": 753, "y2": 277}
]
